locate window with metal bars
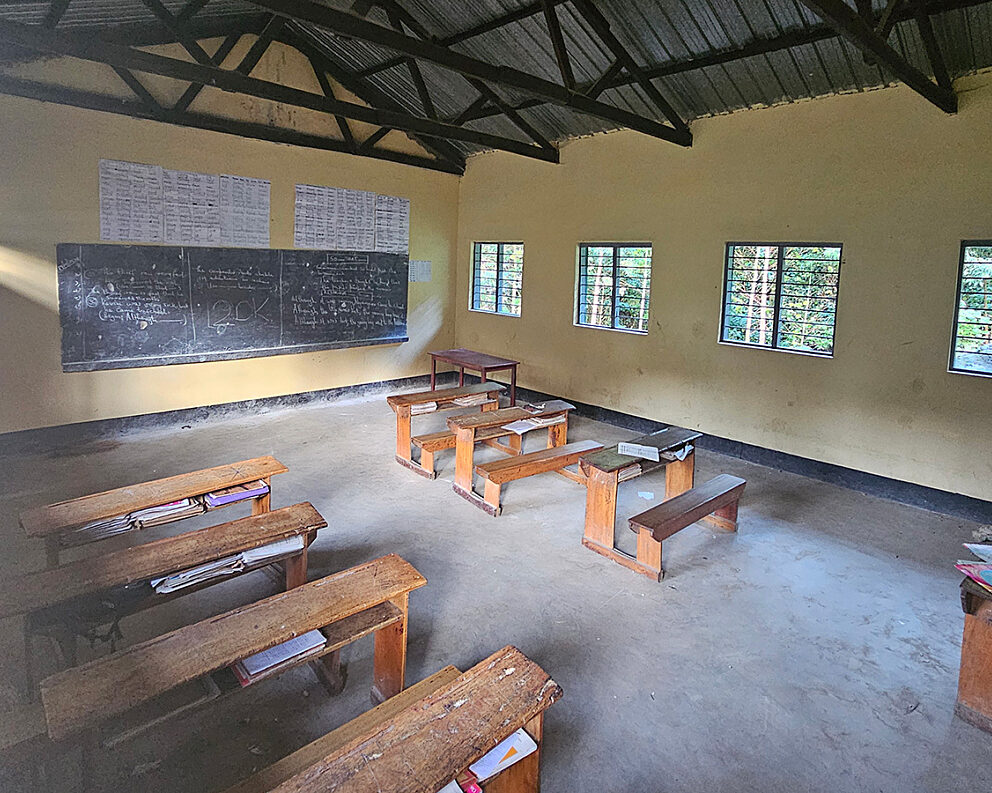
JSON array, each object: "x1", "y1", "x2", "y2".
[
  {"x1": 575, "y1": 243, "x2": 652, "y2": 333},
  {"x1": 950, "y1": 241, "x2": 992, "y2": 376},
  {"x1": 471, "y1": 242, "x2": 524, "y2": 316},
  {"x1": 720, "y1": 243, "x2": 842, "y2": 356}
]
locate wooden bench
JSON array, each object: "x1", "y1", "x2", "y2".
[
  {"x1": 2, "y1": 503, "x2": 326, "y2": 687},
  {"x1": 626, "y1": 474, "x2": 746, "y2": 580},
  {"x1": 957, "y1": 576, "x2": 992, "y2": 734},
  {"x1": 36, "y1": 554, "x2": 426, "y2": 743},
  {"x1": 221, "y1": 645, "x2": 561, "y2": 793},
  {"x1": 474, "y1": 440, "x2": 605, "y2": 516},
  {"x1": 387, "y1": 383, "x2": 504, "y2": 477},
  {"x1": 19, "y1": 455, "x2": 288, "y2": 568}
]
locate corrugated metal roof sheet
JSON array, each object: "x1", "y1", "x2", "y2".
[{"x1": 2, "y1": 0, "x2": 990, "y2": 157}]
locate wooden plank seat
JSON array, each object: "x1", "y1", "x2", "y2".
[
  {"x1": 37, "y1": 554, "x2": 427, "y2": 743},
  {"x1": 411, "y1": 425, "x2": 517, "y2": 478},
  {"x1": 19, "y1": 455, "x2": 288, "y2": 567},
  {"x1": 474, "y1": 440, "x2": 604, "y2": 516},
  {"x1": 387, "y1": 383, "x2": 504, "y2": 477},
  {"x1": 626, "y1": 474, "x2": 746, "y2": 580},
  {"x1": 3, "y1": 503, "x2": 327, "y2": 687},
  {"x1": 223, "y1": 645, "x2": 561, "y2": 793}
]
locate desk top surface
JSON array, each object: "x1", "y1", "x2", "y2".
[
  {"x1": 429, "y1": 347, "x2": 519, "y2": 369},
  {"x1": 386, "y1": 381, "x2": 504, "y2": 408},
  {"x1": 447, "y1": 401, "x2": 574, "y2": 431},
  {"x1": 581, "y1": 427, "x2": 702, "y2": 473}
]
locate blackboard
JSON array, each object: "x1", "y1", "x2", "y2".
[{"x1": 56, "y1": 243, "x2": 408, "y2": 372}]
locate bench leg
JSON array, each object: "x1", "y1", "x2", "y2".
[
  {"x1": 252, "y1": 477, "x2": 272, "y2": 516},
  {"x1": 664, "y1": 450, "x2": 694, "y2": 499},
  {"x1": 452, "y1": 427, "x2": 476, "y2": 495},
  {"x1": 313, "y1": 650, "x2": 346, "y2": 696},
  {"x1": 708, "y1": 498, "x2": 740, "y2": 532},
  {"x1": 420, "y1": 448, "x2": 436, "y2": 476},
  {"x1": 506, "y1": 433, "x2": 522, "y2": 455},
  {"x1": 45, "y1": 537, "x2": 60, "y2": 569},
  {"x1": 371, "y1": 593, "x2": 409, "y2": 704},
  {"x1": 394, "y1": 407, "x2": 412, "y2": 462},
  {"x1": 284, "y1": 547, "x2": 308, "y2": 589},
  {"x1": 484, "y1": 712, "x2": 543, "y2": 793},
  {"x1": 547, "y1": 421, "x2": 567, "y2": 449},
  {"x1": 483, "y1": 479, "x2": 502, "y2": 516},
  {"x1": 635, "y1": 528, "x2": 664, "y2": 581},
  {"x1": 54, "y1": 624, "x2": 78, "y2": 668},
  {"x1": 582, "y1": 468, "x2": 619, "y2": 551}
]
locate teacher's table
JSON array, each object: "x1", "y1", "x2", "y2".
[{"x1": 429, "y1": 348, "x2": 520, "y2": 406}]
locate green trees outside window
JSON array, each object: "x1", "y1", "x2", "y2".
[
  {"x1": 576, "y1": 244, "x2": 652, "y2": 333},
  {"x1": 951, "y1": 242, "x2": 992, "y2": 375},
  {"x1": 472, "y1": 242, "x2": 524, "y2": 316}
]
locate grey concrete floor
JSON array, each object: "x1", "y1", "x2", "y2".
[{"x1": 1, "y1": 392, "x2": 991, "y2": 793}]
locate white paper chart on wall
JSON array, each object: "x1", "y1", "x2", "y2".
[
  {"x1": 294, "y1": 183, "x2": 410, "y2": 254},
  {"x1": 99, "y1": 159, "x2": 270, "y2": 248}
]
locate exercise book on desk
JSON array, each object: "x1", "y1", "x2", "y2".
[
  {"x1": 233, "y1": 630, "x2": 327, "y2": 683},
  {"x1": 501, "y1": 414, "x2": 566, "y2": 435},
  {"x1": 205, "y1": 480, "x2": 269, "y2": 508},
  {"x1": 132, "y1": 498, "x2": 205, "y2": 528},
  {"x1": 150, "y1": 535, "x2": 305, "y2": 593}
]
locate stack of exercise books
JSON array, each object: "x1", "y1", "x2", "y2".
[
  {"x1": 452, "y1": 393, "x2": 491, "y2": 407},
  {"x1": 204, "y1": 480, "x2": 269, "y2": 509},
  {"x1": 230, "y1": 629, "x2": 327, "y2": 687},
  {"x1": 956, "y1": 544, "x2": 992, "y2": 594},
  {"x1": 411, "y1": 401, "x2": 438, "y2": 415},
  {"x1": 62, "y1": 513, "x2": 135, "y2": 546},
  {"x1": 150, "y1": 535, "x2": 305, "y2": 594},
  {"x1": 131, "y1": 498, "x2": 205, "y2": 529}
]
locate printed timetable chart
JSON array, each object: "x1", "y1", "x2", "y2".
[
  {"x1": 294, "y1": 183, "x2": 410, "y2": 254},
  {"x1": 98, "y1": 159, "x2": 270, "y2": 248}
]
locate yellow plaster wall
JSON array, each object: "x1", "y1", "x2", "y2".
[{"x1": 455, "y1": 74, "x2": 992, "y2": 501}]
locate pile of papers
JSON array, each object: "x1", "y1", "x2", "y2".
[
  {"x1": 132, "y1": 498, "x2": 205, "y2": 528},
  {"x1": 618, "y1": 463, "x2": 642, "y2": 482},
  {"x1": 231, "y1": 629, "x2": 327, "y2": 687},
  {"x1": 501, "y1": 414, "x2": 566, "y2": 435},
  {"x1": 150, "y1": 535, "x2": 305, "y2": 594},
  {"x1": 452, "y1": 393, "x2": 491, "y2": 407},
  {"x1": 435, "y1": 729, "x2": 538, "y2": 791},
  {"x1": 204, "y1": 480, "x2": 269, "y2": 509},
  {"x1": 62, "y1": 514, "x2": 135, "y2": 546},
  {"x1": 957, "y1": 544, "x2": 992, "y2": 593},
  {"x1": 410, "y1": 401, "x2": 437, "y2": 415}
]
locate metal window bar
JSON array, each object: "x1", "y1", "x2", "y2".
[
  {"x1": 577, "y1": 243, "x2": 652, "y2": 332},
  {"x1": 950, "y1": 242, "x2": 992, "y2": 375},
  {"x1": 472, "y1": 242, "x2": 523, "y2": 316}
]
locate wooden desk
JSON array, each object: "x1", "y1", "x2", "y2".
[
  {"x1": 38, "y1": 554, "x2": 426, "y2": 742},
  {"x1": 430, "y1": 348, "x2": 520, "y2": 405},
  {"x1": 447, "y1": 402, "x2": 574, "y2": 510},
  {"x1": 957, "y1": 577, "x2": 992, "y2": 734},
  {"x1": 20, "y1": 456, "x2": 287, "y2": 567},
  {"x1": 579, "y1": 427, "x2": 702, "y2": 578},
  {"x1": 386, "y1": 382, "x2": 504, "y2": 476}
]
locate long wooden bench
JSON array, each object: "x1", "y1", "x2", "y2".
[
  {"x1": 19, "y1": 455, "x2": 288, "y2": 567},
  {"x1": 387, "y1": 383, "x2": 504, "y2": 477},
  {"x1": 222, "y1": 645, "x2": 561, "y2": 793},
  {"x1": 3, "y1": 503, "x2": 326, "y2": 686},
  {"x1": 36, "y1": 554, "x2": 426, "y2": 743},
  {"x1": 626, "y1": 474, "x2": 746, "y2": 580},
  {"x1": 474, "y1": 440, "x2": 604, "y2": 516}
]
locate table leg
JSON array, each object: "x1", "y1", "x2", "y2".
[
  {"x1": 284, "y1": 546, "x2": 308, "y2": 589},
  {"x1": 458, "y1": 367, "x2": 465, "y2": 386},
  {"x1": 394, "y1": 406, "x2": 412, "y2": 461},
  {"x1": 314, "y1": 650, "x2": 345, "y2": 696},
  {"x1": 452, "y1": 427, "x2": 477, "y2": 495},
  {"x1": 430, "y1": 357, "x2": 437, "y2": 390},
  {"x1": 480, "y1": 369, "x2": 487, "y2": 383},
  {"x1": 510, "y1": 365, "x2": 517, "y2": 406},
  {"x1": 664, "y1": 449, "x2": 695, "y2": 499},
  {"x1": 582, "y1": 468, "x2": 619, "y2": 552},
  {"x1": 371, "y1": 592, "x2": 409, "y2": 703},
  {"x1": 547, "y1": 420, "x2": 568, "y2": 448},
  {"x1": 252, "y1": 477, "x2": 272, "y2": 515}
]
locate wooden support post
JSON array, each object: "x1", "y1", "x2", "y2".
[
  {"x1": 394, "y1": 405, "x2": 412, "y2": 462},
  {"x1": 252, "y1": 476, "x2": 272, "y2": 515},
  {"x1": 635, "y1": 528, "x2": 664, "y2": 581},
  {"x1": 54, "y1": 624, "x2": 78, "y2": 669},
  {"x1": 957, "y1": 597, "x2": 992, "y2": 733},
  {"x1": 371, "y1": 592, "x2": 409, "y2": 704},
  {"x1": 452, "y1": 426, "x2": 477, "y2": 495},
  {"x1": 313, "y1": 649, "x2": 346, "y2": 696},
  {"x1": 283, "y1": 547, "x2": 309, "y2": 589},
  {"x1": 420, "y1": 448, "x2": 436, "y2": 476},
  {"x1": 485, "y1": 712, "x2": 544, "y2": 793},
  {"x1": 507, "y1": 432, "x2": 523, "y2": 455},
  {"x1": 664, "y1": 450, "x2": 694, "y2": 498},
  {"x1": 709, "y1": 498, "x2": 740, "y2": 532},
  {"x1": 547, "y1": 420, "x2": 567, "y2": 448},
  {"x1": 45, "y1": 537, "x2": 60, "y2": 569},
  {"x1": 582, "y1": 467, "x2": 619, "y2": 553},
  {"x1": 483, "y1": 479, "x2": 502, "y2": 516},
  {"x1": 482, "y1": 399, "x2": 498, "y2": 412},
  {"x1": 23, "y1": 618, "x2": 36, "y2": 699}
]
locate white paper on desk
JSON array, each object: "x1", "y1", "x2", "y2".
[
  {"x1": 469, "y1": 728, "x2": 538, "y2": 781},
  {"x1": 617, "y1": 442, "x2": 660, "y2": 462},
  {"x1": 436, "y1": 782, "x2": 461, "y2": 793},
  {"x1": 242, "y1": 535, "x2": 304, "y2": 566},
  {"x1": 672, "y1": 443, "x2": 693, "y2": 462}
]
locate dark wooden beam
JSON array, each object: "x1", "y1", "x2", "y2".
[
  {"x1": 541, "y1": 0, "x2": 575, "y2": 90},
  {"x1": 41, "y1": 0, "x2": 71, "y2": 29},
  {"x1": 243, "y1": 0, "x2": 691, "y2": 146},
  {"x1": 173, "y1": 31, "x2": 241, "y2": 112},
  {"x1": 359, "y1": 126, "x2": 391, "y2": 151},
  {"x1": 570, "y1": 0, "x2": 688, "y2": 136},
  {"x1": 382, "y1": 5, "x2": 437, "y2": 120},
  {"x1": 112, "y1": 67, "x2": 160, "y2": 110},
  {"x1": 138, "y1": 0, "x2": 213, "y2": 64},
  {"x1": 914, "y1": 3, "x2": 952, "y2": 90},
  {"x1": 0, "y1": 17, "x2": 558, "y2": 161},
  {"x1": 0, "y1": 72, "x2": 463, "y2": 173},
  {"x1": 177, "y1": 0, "x2": 212, "y2": 25},
  {"x1": 585, "y1": 59, "x2": 624, "y2": 100},
  {"x1": 876, "y1": 0, "x2": 905, "y2": 39},
  {"x1": 797, "y1": 0, "x2": 956, "y2": 112},
  {"x1": 309, "y1": 57, "x2": 357, "y2": 150}
]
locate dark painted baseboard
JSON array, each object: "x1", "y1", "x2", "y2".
[{"x1": 2, "y1": 371, "x2": 989, "y2": 523}]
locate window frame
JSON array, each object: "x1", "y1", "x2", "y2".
[
  {"x1": 574, "y1": 242, "x2": 653, "y2": 335},
  {"x1": 718, "y1": 241, "x2": 843, "y2": 358},
  {"x1": 469, "y1": 241, "x2": 524, "y2": 317},
  {"x1": 949, "y1": 239, "x2": 992, "y2": 378}
]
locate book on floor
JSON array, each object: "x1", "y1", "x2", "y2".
[{"x1": 204, "y1": 480, "x2": 270, "y2": 508}]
